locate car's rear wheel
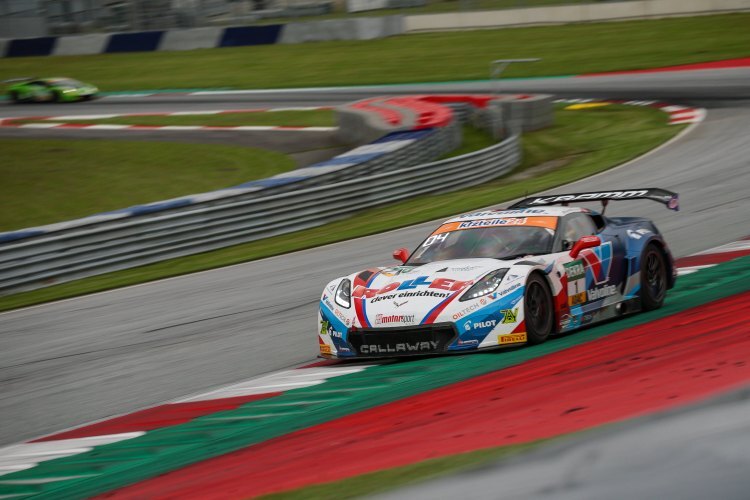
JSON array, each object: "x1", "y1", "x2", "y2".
[
  {"x1": 524, "y1": 273, "x2": 554, "y2": 344},
  {"x1": 641, "y1": 243, "x2": 667, "y2": 311},
  {"x1": 9, "y1": 91, "x2": 21, "y2": 103}
]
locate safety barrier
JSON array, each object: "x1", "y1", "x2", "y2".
[
  {"x1": 0, "y1": 132, "x2": 520, "y2": 295},
  {"x1": 0, "y1": 16, "x2": 404, "y2": 57}
]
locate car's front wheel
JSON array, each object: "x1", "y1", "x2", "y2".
[
  {"x1": 640, "y1": 243, "x2": 667, "y2": 310},
  {"x1": 524, "y1": 273, "x2": 554, "y2": 344}
]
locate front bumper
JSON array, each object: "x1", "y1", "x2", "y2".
[{"x1": 346, "y1": 323, "x2": 458, "y2": 358}]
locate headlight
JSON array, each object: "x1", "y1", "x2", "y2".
[
  {"x1": 459, "y1": 269, "x2": 509, "y2": 302},
  {"x1": 335, "y1": 279, "x2": 352, "y2": 309}
]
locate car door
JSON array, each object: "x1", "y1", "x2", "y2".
[{"x1": 557, "y1": 213, "x2": 625, "y2": 310}]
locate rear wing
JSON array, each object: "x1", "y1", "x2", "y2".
[{"x1": 509, "y1": 188, "x2": 679, "y2": 212}]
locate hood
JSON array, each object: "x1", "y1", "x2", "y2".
[{"x1": 352, "y1": 259, "x2": 508, "y2": 328}]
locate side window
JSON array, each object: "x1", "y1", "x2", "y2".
[{"x1": 557, "y1": 214, "x2": 598, "y2": 251}]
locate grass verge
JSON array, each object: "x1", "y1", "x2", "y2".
[
  {"x1": 0, "y1": 15, "x2": 748, "y2": 91},
  {"x1": 259, "y1": 441, "x2": 543, "y2": 500},
  {"x1": 0, "y1": 139, "x2": 295, "y2": 232},
  {"x1": 23, "y1": 109, "x2": 336, "y2": 128},
  {"x1": 0, "y1": 104, "x2": 684, "y2": 311}
]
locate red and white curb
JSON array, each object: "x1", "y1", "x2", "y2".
[
  {"x1": 675, "y1": 236, "x2": 750, "y2": 275},
  {"x1": 0, "y1": 364, "x2": 371, "y2": 479},
  {"x1": 555, "y1": 98, "x2": 706, "y2": 125},
  {"x1": 0, "y1": 107, "x2": 336, "y2": 132}
]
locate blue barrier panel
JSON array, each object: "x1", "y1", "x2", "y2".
[
  {"x1": 219, "y1": 25, "x2": 282, "y2": 47},
  {"x1": 5, "y1": 37, "x2": 57, "y2": 57},
  {"x1": 105, "y1": 31, "x2": 164, "y2": 53}
]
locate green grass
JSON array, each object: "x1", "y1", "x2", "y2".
[
  {"x1": 0, "y1": 139, "x2": 295, "y2": 232},
  {"x1": 27, "y1": 109, "x2": 336, "y2": 128},
  {"x1": 1, "y1": 15, "x2": 748, "y2": 91},
  {"x1": 0, "y1": 104, "x2": 683, "y2": 311},
  {"x1": 259, "y1": 441, "x2": 542, "y2": 500},
  {"x1": 442, "y1": 125, "x2": 495, "y2": 159}
]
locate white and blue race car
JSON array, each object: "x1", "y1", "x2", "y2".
[{"x1": 318, "y1": 188, "x2": 678, "y2": 358}]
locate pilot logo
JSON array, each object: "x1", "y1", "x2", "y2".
[
  {"x1": 501, "y1": 308, "x2": 519, "y2": 324},
  {"x1": 473, "y1": 320, "x2": 497, "y2": 329}
]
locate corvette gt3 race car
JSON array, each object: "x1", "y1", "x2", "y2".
[
  {"x1": 318, "y1": 188, "x2": 679, "y2": 358},
  {"x1": 5, "y1": 77, "x2": 99, "y2": 103}
]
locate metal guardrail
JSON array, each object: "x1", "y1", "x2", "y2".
[{"x1": 0, "y1": 133, "x2": 520, "y2": 295}]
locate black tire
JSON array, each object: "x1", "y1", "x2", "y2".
[
  {"x1": 640, "y1": 243, "x2": 667, "y2": 311},
  {"x1": 53, "y1": 91, "x2": 63, "y2": 103},
  {"x1": 524, "y1": 273, "x2": 554, "y2": 344},
  {"x1": 9, "y1": 91, "x2": 21, "y2": 104}
]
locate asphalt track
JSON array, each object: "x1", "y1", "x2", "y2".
[{"x1": 1, "y1": 68, "x2": 749, "y2": 448}]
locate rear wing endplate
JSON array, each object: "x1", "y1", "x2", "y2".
[{"x1": 509, "y1": 188, "x2": 679, "y2": 211}]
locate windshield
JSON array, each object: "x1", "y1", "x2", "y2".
[
  {"x1": 407, "y1": 221, "x2": 556, "y2": 265},
  {"x1": 49, "y1": 78, "x2": 82, "y2": 87}
]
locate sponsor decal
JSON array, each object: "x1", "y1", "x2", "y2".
[
  {"x1": 353, "y1": 276, "x2": 471, "y2": 299},
  {"x1": 375, "y1": 314, "x2": 416, "y2": 325},
  {"x1": 464, "y1": 323, "x2": 471, "y2": 331},
  {"x1": 564, "y1": 260, "x2": 587, "y2": 306},
  {"x1": 527, "y1": 190, "x2": 649, "y2": 206},
  {"x1": 580, "y1": 241, "x2": 613, "y2": 286},
  {"x1": 450, "y1": 265, "x2": 482, "y2": 272},
  {"x1": 587, "y1": 284, "x2": 618, "y2": 300},
  {"x1": 456, "y1": 209, "x2": 546, "y2": 219},
  {"x1": 393, "y1": 300, "x2": 408, "y2": 308},
  {"x1": 457, "y1": 338, "x2": 479, "y2": 346},
  {"x1": 457, "y1": 218, "x2": 527, "y2": 229},
  {"x1": 457, "y1": 210, "x2": 502, "y2": 219},
  {"x1": 360, "y1": 341, "x2": 438, "y2": 354},
  {"x1": 498, "y1": 332, "x2": 527, "y2": 345},
  {"x1": 496, "y1": 282, "x2": 522, "y2": 299},
  {"x1": 501, "y1": 308, "x2": 518, "y2": 324},
  {"x1": 432, "y1": 217, "x2": 559, "y2": 234},
  {"x1": 320, "y1": 344, "x2": 332, "y2": 354},
  {"x1": 334, "y1": 308, "x2": 347, "y2": 323},
  {"x1": 320, "y1": 320, "x2": 343, "y2": 338},
  {"x1": 452, "y1": 302, "x2": 483, "y2": 320},
  {"x1": 473, "y1": 319, "x2": 497, "y2": 329},
  {"x1": 380, "y1": 266, "x2": 417, "y2": 277},
  {"x1": 322, "y1": 295, "x2": 336, "y2": 311},
  {"x1": 627, "y1": 228, "x2": 653, "y2": 240}
]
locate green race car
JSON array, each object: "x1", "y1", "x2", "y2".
[{"x1": 5, "y1": 77, "x2": 99, "y2": 103}]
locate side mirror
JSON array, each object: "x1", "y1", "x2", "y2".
[
  {"x1": 569, "y1": 235, "x2": 601, "y2": 258},
  {"x1": 392, "y1": 248, "x2": 409, "y2": 264}
]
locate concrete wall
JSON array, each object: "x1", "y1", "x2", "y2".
[
  {"x1": 404, "y1": 0, "x2": 750, "y2": 32},
  {"x1": 1, "y1": 16, "x2": 405, "y2": 57},
  {"x1": 279, "y1": 16, "x2": 402, "y2": 43},
  {"x1": 160, "y1": 27, "x2": 223, "y2": 51},
  {"x1": 55, "y1": 34, "x2": 109, "y2": 56}
]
